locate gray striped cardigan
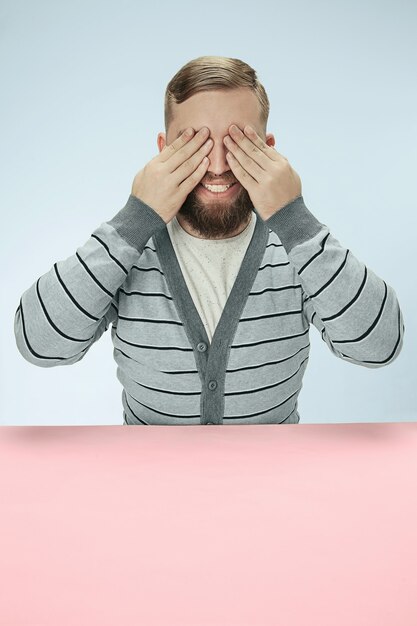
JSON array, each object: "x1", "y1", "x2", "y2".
[{"x1": 14, "y1": 194, "x2": 404, "y2": 425}]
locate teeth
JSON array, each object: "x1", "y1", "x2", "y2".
[{"x1": 203, "y1": 183, "x2": 233, "y2": 192}]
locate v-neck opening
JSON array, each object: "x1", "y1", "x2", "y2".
[{"x1": 153, "y1": 213, "x2": 269, "y2": 352}]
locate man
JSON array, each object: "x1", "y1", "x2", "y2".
[{"x1": 14, "y1": 55, "x2": 404, "y2": 425}]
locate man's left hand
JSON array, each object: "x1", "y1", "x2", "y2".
[{"x1": 223, "y1": 124, "x2": 302, "y2": 221}]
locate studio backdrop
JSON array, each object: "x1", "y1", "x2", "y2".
[{"x1": 1, "y1": 0, "x2": 415, "y2": 425}]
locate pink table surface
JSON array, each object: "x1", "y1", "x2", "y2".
[{"x1": 0, "y1": 422, "x2": 416, "y2": 626}]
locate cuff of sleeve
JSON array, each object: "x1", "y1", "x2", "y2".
[
  {"x1": 107, "y1": 194, "x2": 167, "y2": 252},
  {"x1": 264, "y1": 195, "x2": 325, "y2": 252}
]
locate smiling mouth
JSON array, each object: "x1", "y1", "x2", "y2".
[
  {"x1": 198, "y1": 182, "x2": 238, "y2": 196},
  {"x1": 201, "y1": 182, "x2": 236, "y2": 187}
]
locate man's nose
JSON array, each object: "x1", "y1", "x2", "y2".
[{"x1": 205, "y1": 138, "x2": 230, "y2": 175}]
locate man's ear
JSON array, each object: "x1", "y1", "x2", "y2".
[
  {"x1": 157, "y1": 132, "x2": 166, "y2": 154},
  {"x1": 265, "y1": 132, "x2": 275, "y2": 148}
]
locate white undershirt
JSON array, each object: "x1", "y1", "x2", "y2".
[{"x1": 166, "y1": 212, "x2": 257, "y2": 342}]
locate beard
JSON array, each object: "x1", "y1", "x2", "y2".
[{"x1": 177, "y1": 182, "x2": 254, "y2": 239}]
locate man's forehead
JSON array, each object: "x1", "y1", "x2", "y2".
[{"x1": 172, "y1": 88, "x2": 262, "y2": 138}]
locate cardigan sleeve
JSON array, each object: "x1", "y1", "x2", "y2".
[
  {"x1": 14, "y1": 195, "x2": 166, "y2": 367},
  {"x1": 264, "y1": 195, "x2": 405, "y2": 368}
]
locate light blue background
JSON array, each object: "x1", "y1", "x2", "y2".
[{"x1": 2, "y1": 0, "x2": 416, "y2": 425}]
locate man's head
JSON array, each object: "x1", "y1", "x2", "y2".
[{"x1": 157, "y1": 56, "x2": 275, "y2": 239}]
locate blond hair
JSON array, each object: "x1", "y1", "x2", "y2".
[{"x1": 164, "y1": 55, "x2": 270, "y2": 135}]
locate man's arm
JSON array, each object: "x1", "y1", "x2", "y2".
[
  {"x1": 14, "y1": 195, "x2": 166, "y2": 367},
  {"x1": 14, "y1": 129, "x2": 214, "y2": 367},
  {"x1": 265, "y1": 196, "x2": 405, "y2": 368},
  {"x1": 221, "y1": 123, "x2": 404, "y2": 367}
]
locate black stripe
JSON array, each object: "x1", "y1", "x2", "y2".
[
  {"x1": 76, "y1": 251, "x2": 114, "y2": 298},
  {"x1": 115, "y1": 331, "x2": 194, "y2": 351},
  {"x1": 119, "y1": 284, "x2": 302, "y2": 305},
  {"x1": 118, "y1": 314, "x2": 183, "y2": 324},
  {"x1": 114, "y1": 326, "x2": 310, "y2": 352},
  {"x1": 298, "y1": 232, "x2": 330, "y2": 274},
  {"x1": 310, "y1": 249, "x2": 350, "y2": 298},
  {"x1": 127, "y1": 392, "x2": 200, "y2": 420},
  {"x1": 115, "y1": 344, "x2": 310, "y2": 375},
  {"x1": 54, "y1": 262, "x2": 99, "y2": 321},
  {"x1": 341, "y1": 306, "x2": 403, "y2": 365},
  {"x1": 322, "y1": 267, "x2": 368, "y2": 322},
  {"x1": 37, "y1": 277, "x2": 94, "y2": 343},
  {"x1": 18, "y1": 297, "x2": 90, "y2": 361},
  {"x1": 121, "y1": 304, "x2": 304, "y2": 326},
  {"x1": 227, "y1": 343, "x2": 310, "y2": 373},
  {"x1": 333, "y1": 281, "x2": 388, "y2": 344},
  {"x1": 115, "y1": 347, "x2": 198, "y2": 374},
  {"x1": 259, "y1": 260, "x2": 290, "y2": 270},
  {"x1": 241, "y1": 309, "x2": 302, "y2": 323},
  {"x1": 120, "y1": 287, "x2": 173, "y2": 300},
  {"x1": 224, "y1": 387, "x2": 302, "y2": 420},
  {"x1": 126, "y1": 387, "x2": 301, "y2": 422},
  {"x1": 90, "y1": 234, "x2": 129, "y2": 274},
  {"x1": 224, "y1": 405, "x2": 298, "y2": 424},
  {"x1": 225, "y1": 357, "x2": 309, "y2": 396},
  {"x1": 124, "y1": 386, "x2": 301, "y2": 424},
  {"x1": 125, "y1": 394, "x2": 149, "y2": 425},
  {"x1": 132, "y1": 356, "x2": 309, "y2": 397},
  {"x1": 232, "y1": 327, "x2": 309, "y2": 349},
  {"x1": 134, "y1": 382, "x2": 201, "y2": 396},
  {"x1": 131, "y1": 265, "x2": 164, "y2": 275},
  {"x1": 250, "y1": 284, "x2": 302, "y2": 297}
]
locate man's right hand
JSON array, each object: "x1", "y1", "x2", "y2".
[{"x1": 131, "y1": 127, "x2": 213, "y2": 224}]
